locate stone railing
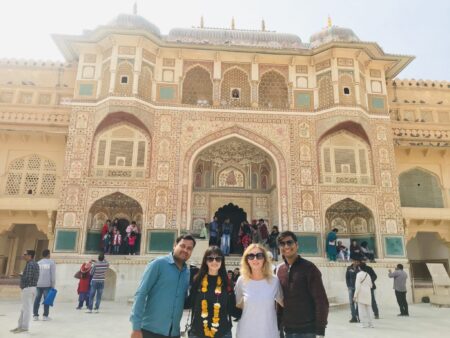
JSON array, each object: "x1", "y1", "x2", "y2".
[{"x1": 0, "y1": 111, "x2": 70, "y2": 126}]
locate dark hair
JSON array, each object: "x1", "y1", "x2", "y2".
[
  {"x1": 193, "y1": 246, "x2": 229, "y2": 290},
  {"x1": 272, "y1": 225, "x2": 279, "y2": 231},
  {"x1": 42, "y1": 249, "x2": 50, "y2": 258},
  {"x1": 131, "y1": 221, "x2": 136, "y2": 225},
  {"x1": 361, "y1": 241, "x2": 368, "y2": 248},
  {"x1": 259, "y1": 218, "x2": 264, "y2": 222},
  {"x1": 176, "y1": 234, "x2": 197, "y2": 247},
  {"x1": 332, "y1": 228, "x2": 339, "y2": 232},
  {"x1": 397, "y1": 264, "x2": 404, "y2": 270},
  {"x1": 98, "y1": 253, "x2": 105, "y2": 261},
  {"x1": 227, "y1": 270, "x2": 234, "y2": 274},
  {"x1": 26, "y1": 250, "x2": 35, "y2": 259},
  {"x1": 278, "y1": 231, "x2": 297, "y2": 243}
]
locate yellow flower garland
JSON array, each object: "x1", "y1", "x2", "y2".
[{"x1": 200, "y1": 275, "x2": 222, "y2": 337}]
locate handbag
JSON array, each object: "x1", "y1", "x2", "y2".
[
  {"x1": 74, "y1": 270, "x2": 82, "y2": 279},
  {"x1": 180, "y1": 309, "x2": 191, "y2": 338},
  {"x1": 43, "y1": 288, "x2": 57, "y2": 306}
]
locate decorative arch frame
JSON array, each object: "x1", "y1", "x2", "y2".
[
  {"x1": 219, "y1": 66, "x2": 251, "y2": 106},
  {"x1": 257, "y1": 69, "x2": 289, "y2": 108},
  {"x1": 216, "y1": 165, "x2": 246, "y2": 188},
  {"x1": 181, "y1": 126, "x2": 289, "y2": 229},
  {"x1": 181, "y1": 64, "x2": 214, "y2": 105}
]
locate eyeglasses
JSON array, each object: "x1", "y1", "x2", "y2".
[
  {"x1": 278, "y1": 240, "x2": 295, "y2": 248},
  {"x1": 246, "y1": 253, "x2": 265, "y2": 261},
  {"x1": 206, "y1": 256, "x2": 223, "y2": 263}
]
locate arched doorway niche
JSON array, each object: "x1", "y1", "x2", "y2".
[
  {"x1": 214, "y1": 203, "x2": 248, "y2": 254},
  {"x1": 325, "y1": 198, "x2": 377, "y2": 256},
  {"x1": 85, "y1": 192, "x2": 143, "y2": 254},
  {"x1": 188, "y1": 135, "x2": 281, "y2": 236}
]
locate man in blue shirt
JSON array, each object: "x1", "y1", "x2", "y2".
[{"x1": 130, "y1": 234, "x2": 196, "y2": 338}]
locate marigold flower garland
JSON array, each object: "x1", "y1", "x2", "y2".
[{"x1": 200, "y1": 275, "x2": 222, "y2": 337}]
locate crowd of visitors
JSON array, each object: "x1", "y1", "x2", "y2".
[
  {"x1": 101, "y1": 219, "x2": 141, "y2": 255},
  {"x1": 326, "y1": 228, "x2": 376, "y2": 262}
]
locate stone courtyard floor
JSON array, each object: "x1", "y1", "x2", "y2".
[{"x1": 0, "y1": 300, "x2": 449, "y2": 337}]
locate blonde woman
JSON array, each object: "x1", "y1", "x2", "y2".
[{"x1": 235, "y1": 244, "x2": 283, "y2": 338}]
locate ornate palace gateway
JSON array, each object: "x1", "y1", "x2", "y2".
[{"x1": 0, "y1": 13, "x2": 449, "y2": 304}]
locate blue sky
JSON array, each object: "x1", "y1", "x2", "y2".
[{"x1": 0, "y1": 0, "x2": 448, "y2": 80}]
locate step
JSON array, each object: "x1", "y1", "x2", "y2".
[{"x1": 0, "y1": 285, "x2": 21, "y2": 300}]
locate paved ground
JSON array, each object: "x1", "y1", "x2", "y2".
[{"x1": 0, "y1": 300, "x2": 449, "y2": 337}]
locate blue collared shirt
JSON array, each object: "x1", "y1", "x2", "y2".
[{"x1": 130, "y1": 254, "x2": 190, "y2": 335}]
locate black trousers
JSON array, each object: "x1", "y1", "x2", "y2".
[
  {"x1": 395, "y1": 291, "x2": 409, "y2": 315},
  {"x1": 142, "y1": 329, "x2": 180, "y2": 338}
]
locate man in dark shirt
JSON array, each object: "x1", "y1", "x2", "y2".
[
  {"x1": 346, "y1": 257, "x2": 361, "y2": 322},
  {"x1": 360, "y1": 258, "x2": 379, "y2": 319},
  {"x1": 276, "y1": 231, "x2": 329, "y2": 338},
  {"x1": 11, "y1": 249, "x2": 40, "y2": 334}
]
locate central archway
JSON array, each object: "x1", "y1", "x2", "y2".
[{"x1": 181, "y1": 127, "x2": 289, "y2": 231}]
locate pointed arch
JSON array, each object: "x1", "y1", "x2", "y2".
[
  {"x1": 220, "y1": 66, "x2": 251, "y2": 107},
  {"x1": 399, "y1": 167, "x2": 444, "y2": 208},
  {"x1": 182, "y1": 65, "x2": 213, "y2": 105},
  {"x1": 258, "y1": 69, "x2": 289, "y2": 108}
]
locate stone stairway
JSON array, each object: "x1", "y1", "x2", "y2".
[{"x1": 0, "y1": 278, "x2": 20, "y2": 300}]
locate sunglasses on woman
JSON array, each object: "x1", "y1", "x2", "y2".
[
  {"x1": 206, "y1": 256, "x2": 223, "y2": 263},
  {"x1": 246, "y1": 253, "x2": 265, "y2": 261}
]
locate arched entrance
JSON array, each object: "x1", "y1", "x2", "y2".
[
  {"x1": 215, "y1": 203, "x2": 248, "y2": 254},
  {"x1": 188, "y1": 136, "x2": 280, "y2": 239},
  {"x1": 325, "y1": 198, "x2": 377, "y2": 256},
  {"x1": 85, "y1": 192, "x2": 143, "y2": 254}
]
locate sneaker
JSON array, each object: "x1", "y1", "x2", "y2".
[
  {"x1": 85, "y1": 310, "x2": 92, "y2": 314},
  {"x1": 13, "y1": 328, "x2": 28, "y2": 333},
  {"x1": 10, "y1": 328, "x2": 20, "y2": 333},
  {"x1": 76, "y1": 307, "x2": 81, "y2": 310},
  {"x1": 43, "y1": 316, "x2": 51, "y2": 321},
  {"x1": 33, "y1": 316, "x2": 39, "y2": 321},
  {"x1": 94, "y1": 309, "x2": 99, "y2": 313},
  {"x1": 374, "y1": 315, "x2": 380, "y2": 319},
  {"x1": 349, "y1": 318, "x2": 358, "y2": 323}
]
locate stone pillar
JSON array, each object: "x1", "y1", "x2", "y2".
[
  {"x1": 354, "y1": 61, "x2": 361, "y2": 105},
  {"x1": 251, "y1": 62, "x2": 259, "y2": 107},
  {"x1": 331, "y1": 58, "x2": 339, "y2": 104}
]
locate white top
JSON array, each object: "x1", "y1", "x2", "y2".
[
  {"x1": 354, "y1": 271, "x2": 373, "y2": 305},
  {"x1": 235, "y1": 275, "x2": 283, "y2": 338}
]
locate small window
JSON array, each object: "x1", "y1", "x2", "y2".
[
  {"x1": 120, "y1": 76, "x2": 128, "y2": 84},
  {"x1": 231, "y1": 88, "x2": 241, "y2": 99},
  {"x1": 343, "y1": 87, "x2": 351, "y2": 95}
]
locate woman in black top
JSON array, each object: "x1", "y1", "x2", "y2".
[{"x1": 186, "y1": 246, "x2": 241, "y2": 338}]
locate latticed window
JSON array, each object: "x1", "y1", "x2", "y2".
[
  {"x1": 94, "y1": 125, "x2": 148, "y2": 179},
  {"x1": 182, "y1": 66, "x2": 213, "y2": 105},
  {"x1": 114, "y1": 61, "x2": 134, "y2": 96},
  {"x1": 5, "y1": 155, "x2": 57, "y2": 196},
  {"x1": 220, "y1": 68, "x2": 251, "y2": 107},
  {"x1": 258, "y1": 71, "x2": 289, "y2": 109},
  {"x1": 138, "y1": 65, "x2": 153, "y2": 101},
  {"x1": 317, "y1": 72, "x2": 334, "y2": 109},
  {"x1": 320, "y1": 132, "x2": 372, "y2": 185},
  {"x1": 339, "y1": 72, "x2": 356, "y2": 106}
]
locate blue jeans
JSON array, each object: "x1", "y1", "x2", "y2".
[
  {"x1": 285, "y1": 333, "x2": 316, "y2": 338},
  {"x1": 221, "y1": 234, "x2": 231, "y2": 255},
  {"x1": 33, "y1": 287, "x2": 51, "y2": 317},
  {"x1": 88, "y1": 280, "x2": 104, "y2": 310},
  {"x1": 78, "y1": 292, "x2": 90, "y2": 308},
  {"x1": 270, "y1": 246, "x2": 279, "y2": 261},
  {"x1": 348, "y1": 287, "x2": 357, "y2": 319}
]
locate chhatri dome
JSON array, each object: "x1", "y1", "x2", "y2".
[
  {"x1": 105, "y1": 13, "x2": 161, "y2": 38},
  {"x1": 310, "y1": 17, "x2": 360, "y2": 48}
]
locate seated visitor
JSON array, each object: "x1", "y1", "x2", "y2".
[
  {"x1": 337, "y1": 240, "x2": 350, "y2": 261},
  {"x1": 350, "y1": 240, "x2": 362, "y2": 260},
  {"x1": 360, "y1": 241, "x2": 375, "y2": 262}
]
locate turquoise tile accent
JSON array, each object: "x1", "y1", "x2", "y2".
[
  {"x1": 85, "y1": 231, "x2": 102, "y2": 253},
  {"x1": 296, "y1": 93, "x2": 311, "y2": 108},
  {"x1": 148, "y1": 231, "x2": 176, "y2": 252},
  {"x1": 79, "y1": 84, "x2": 94, "y2": 96},
  {"x1": 296, "y1": 234, "x2": 320, "y2": 256},
  {"x1": 159, "y1": 87, "x2": 175, "y2": 100},
  {"x1": 54, "y1": 230, "x2": 78, "y2": 252},
  {"x1": 384, "y1": 236, "x2": 405, "y2": 257},
  {"x1": 372, "y1": 97, "x2": 385, "y2": 109}
]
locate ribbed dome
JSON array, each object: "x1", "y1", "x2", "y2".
[
  {"x1": 310, "y1": 26, "x2": 360, "y2": 48},
  {"x1": 166, "y1": 27, "x2": 305, "y2": 49},
  {"x1": 106, "y1": 14, "x2": 161, "y2": 37}
]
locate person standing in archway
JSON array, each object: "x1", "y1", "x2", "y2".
[
  {"x1": 326, "y1": 228, "x2": 338, "y2": 261},
  {"x1": 221, "y1": 218, "x2": 233, "y2": 256},
  {"x1": 209, "y1": 216, "x2": 220, "y2": 247}
]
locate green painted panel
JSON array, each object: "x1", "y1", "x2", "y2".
[
  {"x1": 295, "y1": 93, "x2": 311, "y2": 108},
  {"x1": 85, "y1": 231, "x2": 102, "y2": 253},
  {"x1": 79, "y1": 84, "x2": 94, "y2": 96},
  {"x1": 372, "y1": 97, "x2": 385, "y2": 109},
  {"x1": 296, "y1": 234, "x2": 319, "y2": 256},
  {"x1": 399, "y1": 169, "x2": 444, "y2": 208},
  {"x1": 384, "y1": 236, "x2": 405, "y2": 257},
  {"x1": 159, "y1": 87, "x2": 175, "y2": 100},
  {"x1": 54, "y1": 230, "x2": 78, "y2": 252},
  {"x1": 147, "y1": 231, "x2": 176, "y2": 252}
]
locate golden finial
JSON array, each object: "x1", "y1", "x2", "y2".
[
  {"x1": 200, "y1": 16, "x2": 204, "y2": 28},
  {"x1": 231, "y1": 17, "x2": 235, "y2": 30},
  {"x1": 261, "y1": 19, "x2": 266, "y2": 31},
  {"x1": 327, "y1": 15, "x2": 332, "y2": 28}
]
